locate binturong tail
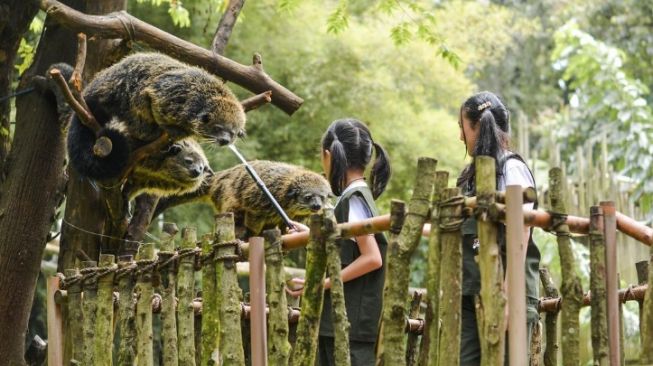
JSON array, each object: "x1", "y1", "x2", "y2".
[{"x1": 66, "y1": 113, "x2": 131, "y2": 180}]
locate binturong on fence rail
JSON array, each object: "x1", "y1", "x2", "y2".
[{"x1": 46, "y1": 156, "x2": 653, "y2": 365}]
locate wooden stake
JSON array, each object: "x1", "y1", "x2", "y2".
[
  {"x1": 201, "y1": 233, "x2": 219, "y2": 366},
  {"x1": 506, "y1": 185, "x2": 527, "y2": 366},
  {"x1": 214, "y1": 213, "x2": 245, "y2": 364},
  {"x1": 381, "y1": 157, "x2": 437, "y2": 366},
  {"x1": 116, "y1": 256, "x2": 137, "y2": 365},
  {"x1": 249, "y1": 236, "x2": 268, "y2": 366},
  {"x1": 420, "y1": 170, "x2": 448, "y2": 366},
  {"x1": 589, "y1": 206, "x2": 609, "y2": 365},
  {"x1": 80, "y1": 260, "x2": 98, "y2": 366},
  {"x1": 177, "y1": 228, "x2": 197, "y2": 366},
  {"x1": 405, "y1": 291, "x2": 423, "y2": 366},
  {"x1": 549, "y1": 168, "x2": 583, "y2": 366},
  {"x1": 289, "y1": 213, "x2": 329, "y2": 366},
  {"x1": 135, "y1": 244, "x2": 156, "y2": 366},
  {"x1": 159, "y1": 229, "x2": 179, "y2": 366},
  {"x1": 94, "y1": 254, "x2": 116, "y2": 366},
  {"x1": 436, "y1": 187, "x2": 464, "y2": 366},
  {"x1": 475, "y1": 156, "x2": 505, "y2": 365},
  {"x1": 640, "y1": 245, "x2": 653, "y2": 363},
  {"x1": 263, "y1": 228, "x2": 291, "y2": 365}
]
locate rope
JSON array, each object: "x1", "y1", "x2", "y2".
[
  {"x1": 547, "y1": 211, "x2": 570, "y2": 237},
  {"x1": 114, "y1": 12, "x2": 136, "y2": 42},
  {"x1": 438, "y1": 195, "x2": 465, "y2": 232}
]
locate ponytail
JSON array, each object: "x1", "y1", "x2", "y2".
[
  {"x1": 328, "y1": 137, "x2": 348, "y2": 197},
  {"x1": 370, "y1": 141, "x2": 391, "y2": 199}
]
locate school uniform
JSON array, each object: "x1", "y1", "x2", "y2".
[
  {"x1": 459, "y1": 152, "x2": 541, "y2": 365},
  {"x1": 318, "y1": 180, "x2": 387, "y2": 366}
]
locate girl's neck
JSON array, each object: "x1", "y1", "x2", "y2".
[{"x1": 345, "y1": 169, "x2": 366, "y2": 186}]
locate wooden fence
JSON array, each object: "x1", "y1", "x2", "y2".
[{"x1": 46, "y1": 156, "x2": 653, "y2": 365}]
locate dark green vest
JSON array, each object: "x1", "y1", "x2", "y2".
[
  {"x1": 460, "y1": 154, "x2": 541, "y2": 321},
  {"x1": 319, "y1": 185, "x2": 388, "y2": 342}
]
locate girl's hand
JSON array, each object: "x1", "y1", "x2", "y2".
[
  {"x1": 287, "y1": 220, "x2": 309, "y2": 234},
  {"x1": 285, "y1": 277, "x2": 305, "y2": 297}
]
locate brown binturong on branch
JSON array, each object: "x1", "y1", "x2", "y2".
[{"x1": 40, "y1": 0, "x2": 304, "y2": 115}]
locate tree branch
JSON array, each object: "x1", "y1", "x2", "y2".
[
  {"x1": 48, "y1": 68, "x2": 100, "y2": 133},
  {"x1": 241, "y1": 90, "x2": 272, "y2": 112},
  {"x1": 212, "y1": 0, "x2": 245, "y2": 55},
  {"x1": 40, "y1": 0, "x2": 303, "y2": 115}
]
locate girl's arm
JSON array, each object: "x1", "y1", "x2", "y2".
[{"x1": 324, "y1": 234, "x2": 382, "y2": 290}]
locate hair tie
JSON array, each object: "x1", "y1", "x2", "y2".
[{"x1": 477, "y1": 101, "x2": 492, "y2": 112}]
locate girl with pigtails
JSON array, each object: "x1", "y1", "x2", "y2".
[
  {"x1": 288, "y1": 118, "x2": 391, "y2": 366},
  {"x1": 456, "y1": 91, "x2": 541, "y2": 364}
]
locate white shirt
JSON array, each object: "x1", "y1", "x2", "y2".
[
  {"x1": 498, "y1": 153, "x2": 535, "y2": 211},
  {"x1": 335, "y1": 179, "x2": 373, "y2": 222}
]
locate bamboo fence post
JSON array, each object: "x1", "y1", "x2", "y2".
[
  {"x1": 177, "y1": 227, "x2": 197, "y2": 366},
  {"x1": 81, "y1": 260, "x2": 98, "y2": 366},
  {"x1": 201, "y1": 232, "x2": 219, "y2": 365},
  {"x1": 549, "y1": 167, "x2": 583, "y2": 366},
  {"x1": 475, "y1": 156, "x2": 506, "y2": 365},
  {"x1": 135, "y1": 243, "x2": 156, "y2": 366},
  {"x1": 159, "y1": 225, "x2": 179, "y2": 366},
  {"x1": 250, "y1": 236, "x2": 268, "y2": 366},
  {"x1": 375, "y1": 200, "x2": 407, "y2": 362},
  {"x1": 214, "y1": 213, "x2": 246, "y2": 364},
  {"x1": 264, "y1": 228, "x2": 290, "y2": 366},
  {"x1": 589, "y1": 206, "x2": 608, "y2": 365},
  {"x1": 618, "y1": 273, "x2": 625, "y2": 366},
  {"x1": 381, "y1": 157, "x2": 437, "y2": 365},
  {"x1": 290, "y1": 213, "x2": 329, "y2": 366},
  {"x1": 47, "y1": 276, "x2": 64, "y2": 366},
  {"x1": 65, "y1": 268, "x2": 83, "y2": 364},
  {"x1": 436, "y1": 187, "x2": 464, "y2": 366},
  {"x1": 506, "y1": 185, "x2": 527, "y2": 366},
  {"x1": 420, "y1": 170, "x2": 449, "y2": 366},
  {"x1": 636, "y1": 260, "x2": 648, "y2": 343},
  {"x1": 323, "y1": 208, "x2": 350, "y2": 366},
  {"x1": 641, "y1": 244, "x2": 653, "y2": 363},
  {"x1": 94, "y1": 254, "x2": 117, "y2": 366},
  {"x1": 600, "y1": 201, "x2": 621, "y2": 366},
  {"x1": 405, "y1": 291, "x2": 423, "y2": 366},
  {"x1": 539, "y1": 268, "x2": 559, "y2": 366},
  {"x1": 117, "y1": 255, "x2": 137, "y2": 365}
]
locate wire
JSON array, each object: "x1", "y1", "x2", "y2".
[{"x1": 62, "y1": 218, "x2": 143, "y2": 244}]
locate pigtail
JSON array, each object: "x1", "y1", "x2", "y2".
[
  {"x1": 370, "y1": 141, "x2": 391, "y2": 199},
  {"x1": 328, "y1": 138, "x2": 348, "y2": 197}
]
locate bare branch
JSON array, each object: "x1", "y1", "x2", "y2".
[
  {"x1": 124, "y1": 194, "x2": 159, "y2": 244},
  {"x1": 241, "y1": 90, "x2": 272, "y2": 112},
  {"x1": 70, "y1": 33, "x2": 87, "y2": 92},
  {"x1": 40, "y1": 0, "x2": 303, "y2": 115},
  {"x1": 212, "y1": 0, "x2": 246, "y2": 55},
  {"x1": 48, "y1": 68, "x2": 100, "y2": 133}
]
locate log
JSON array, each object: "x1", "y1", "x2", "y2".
[
  {"x1": 289, "y1": 213, "x2": 329, "y2": 366},
  {"x1": 589, "y1": 206, "x2": 608, "y2": 365},
  {"x1": 40, "y1": 0, "x2": 304, "y2": 115},
  {"x1": 94, "y1": 255, "x2": 116, "y2": 366},
  {"x1": 212, "y1": 0, "x2": 246, "y2": 55},
  {"x1": 601, "y1": 201, "x2": 620, "y2": 366},
  {"x1": 324, "y1": 209, "x2": 350, "y2": 366},
  {"x1": 506, "y1": 185, "x2": 527, "y2": 366},
  {"x1": 159, "y1": 229, "x2": 179, "y2": 366},
  {"x1": 214, "y1": 213, "x2": 245, "y2": 364},
  {"x1": 249, "y1": 236, "x2": 267, "y2": 366},
  {"x1": 116, "y1": 256, "x2": 137, "y2": 365},
  {"x1": 65, "y1": 269, "x2": 84, "y2": 364},
  {"x1": 381, "y1": 157, "x2": 437, "y2": 365},
  {"x1": 419, "y1": 170, "x2": 448, "y2": 366},
  {"x1": 47, "y1": 276, "x2": 64, "y2": 366},
  {"x1": 177, "y1": 228, "x2": 197, "y2": 366},
  {"x1": 135, "y1": 244, "x2": 156, "y2": 366},
  {"x1": 436, "y1": 188, "x2": 464, "y2": 366},
  {"x1": 475, "y1": 156, "x2": 505, "y2": 365},
  {"x1": 549, "y1": 168, "x2": 583, "y2": 366},
  {"x1": 539, "y1": 268, "x2": 558, "y2": 366},
  {"x1": 263, "y1": 228, "x2": 291, "y2": 366}
]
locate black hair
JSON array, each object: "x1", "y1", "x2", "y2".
[
  {"x1": 456, "y1": 91, "x2": 511, "y2": 190},
  {"x1": 321, "y1": 118, "x2": 391, "y2": 199}
]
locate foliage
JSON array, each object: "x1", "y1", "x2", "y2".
[
  {"x1": 551, "y1": 20, "x2": 653, "y2": 212},
  {"x1": 135, "y1": 0, "x2": 192, "y2": 27}
]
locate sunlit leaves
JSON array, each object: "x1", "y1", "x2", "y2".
[
  {"x1": 326, "y1": 0, "x2": 349, "y2": 34},
  {"x1": 137, "y1": 0, "x2": 191, "y2": 28}
]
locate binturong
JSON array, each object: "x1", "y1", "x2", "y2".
[
  {"x1": 66, "y1": 52, "x2": 246, "y2": 181},
  {"x1": 123, "y1": 138, "x2": 213, "y2": 200}
]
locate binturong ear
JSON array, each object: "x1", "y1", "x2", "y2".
[{"x1": 286, "y1": 187, "x2": 299, "y2": 199}]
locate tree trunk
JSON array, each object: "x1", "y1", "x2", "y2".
[{"x1": 0, "y1": 1, "x2": 79, "y2": 362}]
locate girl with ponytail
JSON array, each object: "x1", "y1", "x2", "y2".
[
  {"x1": 288, "y1": 118, "x2": 391, "y2": 365},
  {"x1": 456, "y1": 92, "x2": 541, "y2": 364}
]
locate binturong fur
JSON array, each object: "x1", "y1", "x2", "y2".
[
  {"x1": 123, "y1": 138, "x2": 212, "y2": 200},
  {"x1": 66, "y1": 52, "x2": 246, "y2": 180},
  {"x1": 156, "y1": 160, "x2": 332, "y2": 235}
]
